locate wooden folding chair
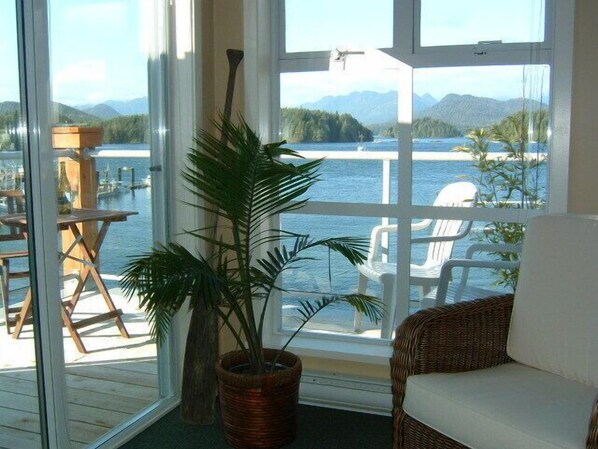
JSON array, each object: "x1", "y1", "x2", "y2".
[{"x1": 0, "y1": 189, "x2": 30, "y2": 334}]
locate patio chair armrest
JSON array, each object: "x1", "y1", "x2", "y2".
[
  {"x1": 410, "y1": 233, "x2": 465, "y2": 244},
  {"x1": 589, "y1": 397, "x2": 598, "y2": 449},
  {"x1": 464, "y1": 243, "x2": 522, "y2": 258},
  {"x1": 432, "y1": 258, "x2": 520, "y2": 306},
  {"x1": 411, "y1": 218, "x2": 433, "y2": 232},
  {"x1": 391, "y1": 294, "x2": 514, "y2": 411},
  {"x1": 368, "y1": 221, "x2": 433, "y2": 259}
]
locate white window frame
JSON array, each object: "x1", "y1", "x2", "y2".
[
  {"x1": 412, "y1": 0, "x2": 555, "y2": 55},
  {"x1": 246, "y1": 0, "x2": 573, "y2": 364},
  {"x1": 12, "y1": 1, "x2": 186, "y2": 447}
]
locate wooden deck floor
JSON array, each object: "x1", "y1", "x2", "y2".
[{"x1": 0, "y1": 289, "x2": 159, "y2": 449}]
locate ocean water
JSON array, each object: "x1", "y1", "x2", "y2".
[{"x1": 1, "y1": 138, "x2": 543, "y2": 328}]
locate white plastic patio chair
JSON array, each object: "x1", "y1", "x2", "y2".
[
  {"x1": 419, "y1": 242, "x2": 522, "y2": 310},
  {"x1": 355, "y1": 181, "x2": 478, "y2": 338}
]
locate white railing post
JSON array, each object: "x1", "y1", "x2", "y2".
[{"x1": 381, "y1": 159, "x2": 391, "y2": 262}]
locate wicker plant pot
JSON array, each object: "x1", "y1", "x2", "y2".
[{"x1": 215, "y1": 349, "x2": 302, "y2": 449}]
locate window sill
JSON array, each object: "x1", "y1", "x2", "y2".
[{"x1": 264, "y1": 329, "x2": 393, "y2": 366}]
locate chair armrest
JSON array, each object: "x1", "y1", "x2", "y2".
[
  {"x1": 432, "y1": 258, "x2": 519, "y2": 306},
  {"x1": 411, "y1": 218, "x2": 433, "y2": 232},
  {"x1": 368, "y1": 220, "x2": 433, "y2": 259},
  {"x1": 391, "y1": 294, "x2": 514, "y2": 412},
  {"x1": 464, "y1": 243, "x2": 522, "y2": 259},
  {"x1": 410, "y1": 220, "x2": 473, "y2": 245}
]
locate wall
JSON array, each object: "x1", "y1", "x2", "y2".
[
  {"x1": 568, "y1": 0, "x2": 598, "y2": 214},
  {"x1": 202, "y1": 0, "x2": 245, "y2": 132}
]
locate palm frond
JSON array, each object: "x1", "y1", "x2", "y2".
[
  {"x1": 121, "y1": 243, "x2": 225, "y2": 343},
  {"x1": 121, "y1": 115, "x2": 383, "y2": 374}
]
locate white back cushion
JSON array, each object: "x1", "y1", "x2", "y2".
[{"x1": 507, "y1": 214, "x2": 598, "y2": 387}]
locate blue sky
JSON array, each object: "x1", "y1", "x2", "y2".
[
  {"x1": 1, "y1": 0, "x2": 148, "y2": 105},
  {"x1": 281, "y1": 0, "x2": 548, "y2": 106},
  {"x1": 1, "y1": 0, "x2": 547, "y2": 107}
]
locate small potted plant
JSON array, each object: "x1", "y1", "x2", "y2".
[{"x1": 121, "y1": 116, "x2": 382, "y2": 449}]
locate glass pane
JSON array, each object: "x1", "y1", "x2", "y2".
[
  {"x1": 420, "y1": 0, "x2": 546, "y2": 47},
  {"x1": 49, "y1": 0, "x2": 159, "y2": 444},
  {"x1": 280, "y1": 57, "x2": 401, "y2": 203},
  {"x1": 412, "y1": 219, "x2": 520, "y2": 312},
  {"x1": 412, "y1": 65, "x2": 549, "y2": 207},
  {"x1": 285, "y1": 0, "x2": 393, "y2": 53},
  {"x1": 0, "y1": 2, "x2": 42, "y2": 448},
  {"x1": 280, "y1": 214, "x2": 385, "y2": 336}
]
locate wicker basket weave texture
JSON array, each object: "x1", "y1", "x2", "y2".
[
  {"x1": 216, "y1": 349, "x2": 302, "y2": 449},
  {"x1": 390, "y1": 294, "x2": 598, "y2": 449}
]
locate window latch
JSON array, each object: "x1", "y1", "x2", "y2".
[{"x1": 473, "y1": 40, "x2": 503, "y2": 55}]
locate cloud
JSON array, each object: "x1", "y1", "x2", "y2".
[
  {"x1": 54, "y1": 60, "x2": 107, "y2": 84},
  {"x1": 64, "y1": 2, "x2": 127, "y2": 29}
]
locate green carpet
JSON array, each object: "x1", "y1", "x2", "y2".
[{"x1": 120, "y1": 404, "x2": 392, "y2": 448}]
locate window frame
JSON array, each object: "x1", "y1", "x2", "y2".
[
  {"x1": 246, "y1": 0, "x2": 572, "y2": 363},
  {"x1": 413, "y1": 0, "x2": 555, "y2": 54}
]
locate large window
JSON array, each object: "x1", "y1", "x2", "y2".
[{"x1": 259, "y1": 0, "x2": 565, "y2": 359}]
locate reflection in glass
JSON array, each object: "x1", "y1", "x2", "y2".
[{"x1": 47, "y1": 0, "x2": 159, "y2": 445}]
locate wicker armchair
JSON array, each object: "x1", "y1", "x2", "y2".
[
  {"x1": 391, "y1": 295, "x2": 513, "y2": 449},
  {"x1": 391, "y1": 294, "x2": 598, "y2": 449},
  {"x1": 391, "y1": 214, "x2": 598, "y2": 449}
]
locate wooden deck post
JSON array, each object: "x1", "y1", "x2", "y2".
[{"x1": 52, "y1": 126, "x2": 103, "y2": 277}]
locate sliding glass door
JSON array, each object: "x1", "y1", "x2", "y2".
[
  {"x1": 0, "y1": 1, "x2": 175, "y2": 447},
  {"x1": 0, "y1": 2, "x2": 43, "y2": 447}
]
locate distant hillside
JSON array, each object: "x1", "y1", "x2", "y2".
[
  {"x1": 83, "y1": 103, "x2": 121, "y2": 119},
  {"x1": 301, "y1": 91, "x2": 437, "y2": 126},
  {"x1": 300, "y1": 91, "x2": 546, "y2": 132},
  {"x1": 0, "y1": 101, "x2": 100, "y2": 124},
  {"x1": 0, "y1": 101, "x2": 19, "y2": 115},
  {"x1": 416, "y1": 94, "x2": 545, "y2": 131},
  {"x1": 378, "y1": 117, "x2": 462, "y2": 139},
  {"x1": 55, "y1": 103, "x2": 100, "y2": 124},
  {"x1": 105, "y1": 97, "x2": 148, "y2": 115},
  {"x1": 419, "y1": 93, "x2": 438, "y2": 109}
]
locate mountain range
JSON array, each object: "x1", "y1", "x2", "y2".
[
  {"x1": 301, "y1": 91, "x2": 437, "y2": 125},
  {"x1": 1, "y1": 92, "x2": 544, "y2": 135},
  {"x1": 0, "y1": 100, "x2": 100, "y2": 123},
  {"x1": 76, "y1": 97, "x2": 148, "y2": 119},
  {"x1": 301, "y1": 91, "x2": 545, "y2": 131}
]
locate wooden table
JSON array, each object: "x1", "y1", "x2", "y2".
[{"x1": 0, "y1": 208, "x2": 138, "y2": 353}]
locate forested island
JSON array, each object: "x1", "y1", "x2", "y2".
[
  {"x1": 100, "y1": 114, "x2": 149, "y2": 144},
  {"x1": 377, "y1": 117, "x2": 462, "y2": 139},
  {"x1": 281, "y1": 108, "x2": 373, "y2": 143}
]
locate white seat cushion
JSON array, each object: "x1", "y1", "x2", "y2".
[
  {"x1": 403, "y1": 363, "x2": 598, "y2": 449},
  {"x1": 507, "y1": 214, "x2": 598, "y2": 387}
]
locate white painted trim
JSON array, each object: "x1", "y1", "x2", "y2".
[
  {"x1": 547, "y1": 0, "x2": 574, "y2": 214},
  {"x1": 168, "y1": 0, "x2": 201, "y2": 399},
  {"x1": 19, "y1": 1, "x2": 70, "y2": 447},
  {"x1": 300, "y1": 371, "x2": 392, "y2": 416}
]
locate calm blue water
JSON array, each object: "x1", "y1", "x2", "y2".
[
  {"x1": 0, "y1": 138, "x2": 544, "y2": 327},
  {"x1": 68, "y1": 138, "x2": 545, "y2": 325}
]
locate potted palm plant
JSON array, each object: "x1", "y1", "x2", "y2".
[{"x1": 121, "y1": 116, "x2": 382, "y2": 449}]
